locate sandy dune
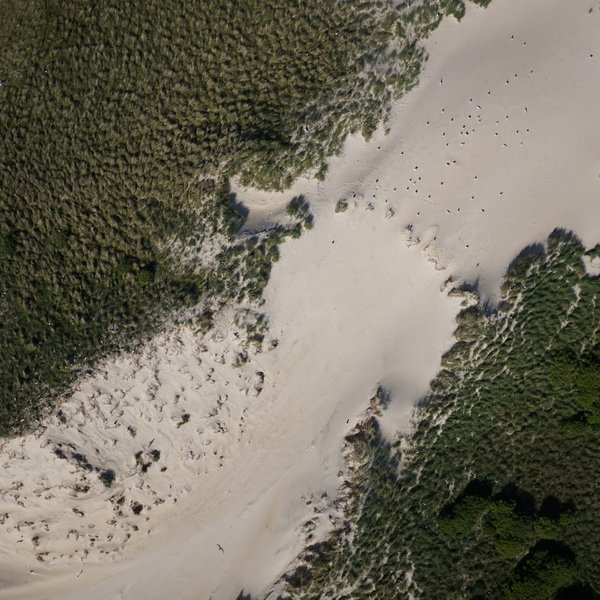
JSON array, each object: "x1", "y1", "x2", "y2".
[{"x1": 1, "y1": 0, "x2": 599, "y2": 598}]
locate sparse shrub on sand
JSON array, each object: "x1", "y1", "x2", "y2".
[
  {"x1": 335, "y1": 199, "x2": 349, "y2": 213},
  {"x1": 99, "y1": 469, "x2": 116, "y2": 489},
  {"x1": 177, "y1": 414, "x2": 191, "y2": 428},
  {"x1": 131, "y1": 501, "x2": 143, "y2": 516},
  {"x1": 286, "y1": 196, "x2": 314, "y2": 231}
]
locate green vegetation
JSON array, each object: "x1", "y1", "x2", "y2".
[
  {"x1": 286, "y1": 231, "x2": 600, "y2": 599},
  {"x1": 287, "y1": 196, "x2": 314, "y2": 230},
  {"x1": 439, "y1": 479, "x2": 575, "y2": 563},
  {"x1": 98, "y1": 468, "x2": 116, "y2": 488},
  {"x1": 1, "y1": 0, "x2": 480, "y2": 435},
  {"x1": 503, "y1": 542, "x2": 576, "y2": 600},
  {"x1": 177, "y1": 413, "x2": 191, "y2": 428},
  {"x1": 131, "y1": 501, "x2": 143, "y2": 516},
  {"x1": 335, "y1": 199, "x2": 349, "y2": 213}
]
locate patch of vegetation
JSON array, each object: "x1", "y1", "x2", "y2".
[
  {"x1": 335, "y1": 198, "x2": 349, "y2": 213},
  {"x1": 502, "y1": 541, "x2": 576, "y2": 600},
  {"x1": 177, "y1": 413, "x2": 190, "y2": 428},
  {"x1": 131, "y1": 501, "x2": 143, "y2": 516},
  {"x1": 287, "y1": 196, "x2": 314, "y2": 230},
  {"x1": 285, "y1": 231, "x2": 600, "y2": 599},
  {"x1": 1, "y1": 0, "x2": 476, "y2": 435},
  {"x1": 439, "y1": 479, "x2": 575, "y2": 566},
  {"x1": 234, "y1": 309, "x2": 269, "y2": 348},
  {"x1": 98, "y1": 469, "x2": 116, "y2": 488}
]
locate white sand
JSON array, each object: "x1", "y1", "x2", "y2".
[{"x1": 1, "y1": 0, "x2": 599, "y2": 598}]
